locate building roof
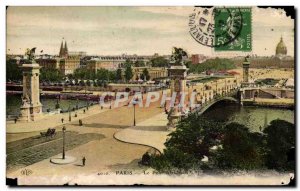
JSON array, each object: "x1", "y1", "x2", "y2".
[{"x1": 276, "y1": 36, "x2": 287, "y2": 56}]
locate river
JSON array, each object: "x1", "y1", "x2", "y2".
[
  {"x1": 6, "y1": 95, "x2": 96, "y2": 116},
  {"x1": 202, "y1": 101, "x2": 294, "y2": 132}
]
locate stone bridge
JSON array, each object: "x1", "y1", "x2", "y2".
[{"x1": 192, "y1": 89, "x2": 240, "y2": 115}]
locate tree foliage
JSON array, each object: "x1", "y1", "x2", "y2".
[
  {"x1": 6, "y1": 59, "x2": 22, "y2": 81},
  {"x1": 149, "y1": 113, "x2": 295, "y2": 173},
  {"x1": 188, "y1": 57, "x2": 236, "y2": 73},
  {"x1": 141, "y1": 68, "x2": 150, "y2": 81},
  {"x1": 124, "y1": 60, "x2": 133, "y2": 82},
  {"x1": 212, "y1": 123, "x2": 265, "y2": 170},
  {"x1": 263, "y1": 119, "x2": 295, "y2": 171},
  {"x1": 166, "y1": 114, "x2": 223, "y2": 159},
  {"x1": 134, "y1": 60, "x2": 145, "y2": 67},
  {"x1": 150, "y1": 56, "x2": 169, "y2": 67},
  {"x1": 40, "y1": 68, "x2": 63, "y2": 82},
  {"x1": 150, "y1": 114, "x2": 223, "y2": 172},
  {"x1": 73, "y1": 68, "x2": 116, "y2": 82},
  {"x1": 116, "y1": 68, "x2": 123, "y2": 81}
]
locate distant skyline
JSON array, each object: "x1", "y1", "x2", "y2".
[{"x1": 7, "y1": 6, "x2": 294, "y2": 56}]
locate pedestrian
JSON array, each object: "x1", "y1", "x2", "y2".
[
  {"x1": 75, "y1": 113, "x2": 77, "y2": 117},
  {"x1": 61, "y1": 118, "x2": 64, "y2": 123},
  {"x1": 83, "y1": 109, "x2": 85, "y2": 114},
  {"x1": 14, "y1": 118, "x2": 17, "y2": 124},
  {"x1": 82, "y1": 156, "x2": 86, "y2": 166}
]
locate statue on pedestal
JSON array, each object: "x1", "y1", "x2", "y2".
[
  {"x1": 25, "y1": 47, "x2": 36, "y2": 63},
  {"x1": 167, "y1": 47, "x2": 188, "y2": 130}
]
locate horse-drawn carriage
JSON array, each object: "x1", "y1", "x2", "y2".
[{"x1": 40, "y1": 128, "x2": 56, "y2": 138}]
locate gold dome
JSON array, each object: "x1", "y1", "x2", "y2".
[{"x1": 276, "y1": 36, "x2": 287, "y2": 56}]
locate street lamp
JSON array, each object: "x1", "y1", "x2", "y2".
[
  {"x1": 62, "y1": 126, "x2": 66, "y2": 159},
  {"x1": 68, "y1": 102, "x2": 71, "y2": 122},
  {"x1": 132, "y1": 98, "x2": 138, "y2": 126}
]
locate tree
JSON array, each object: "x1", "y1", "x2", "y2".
[
  {"x1": 96, "y1": 68, "x2": 109, "y2": 81},
  {"x1": 108, "y1": 70, "x2": 116, "y2": 82},
  {"x1": 116, "y1": 68, "x2": 123, "y2": 81},
  {"x1": 150, "y1": 147, "x2": 200, "y2": 174},
  {"x1": 40, "y1": 68, "x2": 63, "y2": 82},
  {"x1": 124, "y1": 61, "x2": 133, "y2": 82},
  {"x1": 150, "y1": 114, "x2": 223, "y2": 173},
  {"x1": 212, "y1": 123, "x2": 265, "y2": 170},
  {"x1": 134, "y1": 60, "x2": 145, "y2": 67},
  {"x1": 150, "y1": 56, "x2": 169, "y2": 67},
  {"x1": 188, "y1": 57, "x2": 236, "y2": 74},
  {"x1": 263, "y1": 119, "x2": 295, "y2": 171},
  {"x1": 74, "y1": 68, "x2": 96, "y2": 80},
  {"x1": 142, "y1": 68, "x2": 150, "y2": 81},
  {"x1": 6, "y1": 59, "x2": 22, "y2": 81},
  {"x1": 166, "y1": 114, "x2": 223, "y2": 159},
  {"x1": 171, "y1": 47, "x2": 188, "y2": 66}
]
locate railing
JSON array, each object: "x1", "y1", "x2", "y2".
[{"x1": 192, "y1": 89, "x2": 239, "y2": 115}]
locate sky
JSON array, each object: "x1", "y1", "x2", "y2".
[{"x1": 6, "y1": 6, "x2": 294, "y2": 57}]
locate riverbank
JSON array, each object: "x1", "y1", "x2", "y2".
[{"x1": 241, "y1": 98, "x2": 294, "y2": 109}]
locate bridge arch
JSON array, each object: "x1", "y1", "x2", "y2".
[{"x1": 197, "y1": 97, "x2": 239, "y2": 115}]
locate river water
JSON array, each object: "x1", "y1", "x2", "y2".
[
  {"x1": 202, "y1": 102, "x2": 294, "y2": 132},
  {"x1": 6, "y1": 95, "x2": 95, "y2": 116}
]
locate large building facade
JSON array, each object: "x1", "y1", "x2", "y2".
[
  {"x1": 131, "y1": 67, "x2": 168, "y2": 81},
  {"x1": 57, "y1": 40, "x2": 84, "y2": 75},
  {"x1": 59, "y1": 53, "x2": 81, "y2": 75}
]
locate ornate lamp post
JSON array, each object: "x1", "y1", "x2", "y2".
[{"x1": 62, "y1": 126, "x2": 66, "y2": 159}]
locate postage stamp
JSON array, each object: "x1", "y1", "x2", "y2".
[{"x1": 189, "y1": 7, "x2": 252, "y2": 51}]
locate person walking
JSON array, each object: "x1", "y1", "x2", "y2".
[
  {"x1": 82, "y1": 156, "x2": 86, "y2": 166},
  {"x1": 61, "y1": 118, "x2": 64, "y2": 123}
]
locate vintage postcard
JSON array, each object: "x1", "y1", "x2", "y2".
[{"x1": 6, "y1": 6, "x2": 295, "y2": 186}]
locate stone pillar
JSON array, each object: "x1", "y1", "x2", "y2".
[
  {"x1": 167, "y1": 65, "x2": 187, "y2": 129},
  {"x1": 19, "y1": 60, "x2": 43, "y2": 122},
  {"x1": 243, "y1": 57, "x2": 250, "y2": 83}
]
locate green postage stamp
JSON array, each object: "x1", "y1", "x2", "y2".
[
  {"x1": 214, "y1": 7, "x2": 252, "y2": 51},
  {"x1": 189, "y1": 7, "x2": 252, "y2": 51}
]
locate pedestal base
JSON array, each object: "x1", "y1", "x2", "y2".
[
  {"x1": 167, "y1": 113, "x2": 182, "y2": 130},
  {"x1": 19, "y1": 104, "x2": 43, "y2": 122},
  {"x1": 50, "y1": 156, "x2": 77, "y2": 165},
  {"x1": 18, "y1": 105, "x2": 31, "y2": 122}
]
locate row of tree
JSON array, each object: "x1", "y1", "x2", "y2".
[
  {"x1": 187, "y1": 57, "x2": 236, "y2": 74},
  {"x1": 150, "y1": 114, "x2": 295, "y2": 173}
]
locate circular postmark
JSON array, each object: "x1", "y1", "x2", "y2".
[{"x1": 188, "y1": 7, "x2": 243, "y2": 47}]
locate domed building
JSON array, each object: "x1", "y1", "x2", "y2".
[{"x1": 275, "y1": 36, "x2": 287, "y2": 57}]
